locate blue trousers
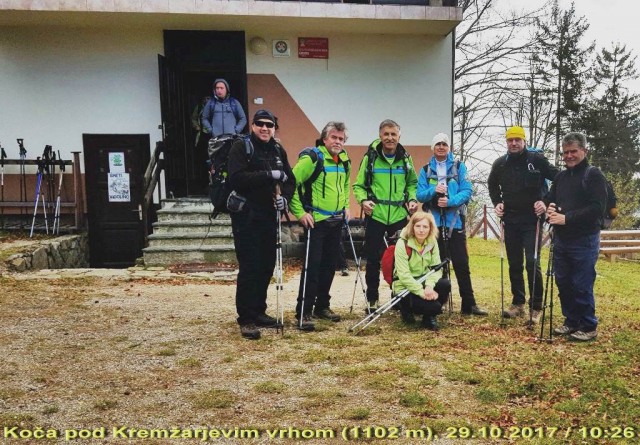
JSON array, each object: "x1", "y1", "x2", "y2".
[{"x1": 553, "y1": 232, "x2": 599, "y2": 332}]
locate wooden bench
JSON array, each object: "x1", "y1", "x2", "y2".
[{"x1": 600, "y1": 230, "x2": 640, "y2": 262}]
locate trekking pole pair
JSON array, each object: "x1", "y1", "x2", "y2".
[
  {"x1": 439, "y1": 206, "x2": 454, "y2": 315},
  {"x1": 273, "y1": 179, "x2": 287, "y2": 334},
  {"x1": 30, "y1": 157, "x2": 49, "y2": 237},
  {"x1": 17, "y1": 139, "x2": 27, "y2": 228},
  {"x1": 499, "y1": 219, "x2": 506, "y2": 327},
  {"x1": 538, "y1": 228, "x2": 555, "y2": 343},
  {"x1": 346, "y1": 217, "x2": 368, "y2": 314},
  {"x1": 52, "y1": 151, "x2": 66, "y2": 234},
  {"x1": 349, "y1": 259, "x2": 449, "y2": 334}
]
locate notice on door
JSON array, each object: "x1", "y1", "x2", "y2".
[
  {"x1": 298, "y1": 37, "x2": 328, "y2": 59},
  {"x1": 108, "y1": 173, "x2": 131, "y2": 202},
  {"x1": 109, "y1": 152, "x2": 126, "y2": 173}
]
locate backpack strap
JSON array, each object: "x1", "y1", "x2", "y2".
[{"x1": 364, "y1": 147, "x2": 378, "y2": 201}]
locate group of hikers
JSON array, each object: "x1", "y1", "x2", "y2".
[{"x1": 196, "y1": 79, "x2": 608, "y2": 343}]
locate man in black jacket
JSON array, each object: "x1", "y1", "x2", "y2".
[
  {"x1": 545, "y1": 132, "x2": 607, "y2": 341},
  {"x1": 488, "y1": 126, "x2": 560, "y2": 323},
  {"x1": 227, "y1": 109, "x2": 295, "y2": 340}
]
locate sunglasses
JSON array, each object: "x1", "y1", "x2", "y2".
[{"x1": 253, "y1": 120, "x2": 275, "y2": 129}]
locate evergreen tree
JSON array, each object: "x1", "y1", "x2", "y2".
[
  {"x1": 580, "y1": 44, "x2": 640, "y2": 176},
  {"x1": 535, "y1": 0, "x2": 594, "y2": 164}
]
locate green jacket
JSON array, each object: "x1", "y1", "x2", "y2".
[
  {"x1": 353, "y1": 140, "x2": 418, "y2": 225},
  {"x1": 392, "y1": 229, "x2": 442, "y2": 296},
  {"x1": 290, "y1": 145, "x2": 351, "y2": 223}
]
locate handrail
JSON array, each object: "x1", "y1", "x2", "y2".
[{"x1": 142, "y1": 141, "x2": 165, "y2": 243}]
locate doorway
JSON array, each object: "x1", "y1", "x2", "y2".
[
  {"x1": 160, "y1": 31, "x2": 247, "y2": 197},
  {"x1": 83, "y1": 134, "x2": 150, "y2": 268}
]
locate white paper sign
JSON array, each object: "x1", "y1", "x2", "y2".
[
  {"x1": 109, "y1": 152, "x2": 126, "y2": 173},
  {"x1": 108, "y1": 173, "x2": 130, "y2": 202}
]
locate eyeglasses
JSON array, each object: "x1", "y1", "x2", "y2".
[{"x1": 253, "y1": 121, "x2": 275, "y2": 129}]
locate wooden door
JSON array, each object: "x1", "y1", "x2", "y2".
[{"x1": 83, "y1": 134, "x2": 150, "y2": 268}]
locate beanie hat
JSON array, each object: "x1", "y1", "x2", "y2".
[
  {"x1": 253, "y1": 109, "x2": 276, "y2": 124},
  {"x1": 431, "y1": 133, "x2": 450, "y2": 147},
  {"x1": 506, "y1": 126, "x2": 526, "y2": 140},
  {"x1": 213, "y1": 79, "x2": 231, "y2": 99}
]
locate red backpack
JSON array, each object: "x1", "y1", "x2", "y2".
[{"x1": 381, "y1": 243, "x2": 413, "y2": 286}]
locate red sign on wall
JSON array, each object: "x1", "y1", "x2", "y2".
[{"x1": 298, "y1": 38, "x2": 329, "y2": 59}]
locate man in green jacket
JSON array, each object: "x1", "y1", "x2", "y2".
[
  {"x1": 353, "y1": 119, "x2": 419, "y2": 310},
  {"x1": 290, "y1": 121, "x2": 351, "y2": 330}
]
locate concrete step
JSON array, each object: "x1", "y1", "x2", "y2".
[
  {"x1": 152, "y1": 220, "x2": 232, "y2": 235},
  {"x1": 147, "y1": 233, "x2": 234, "y2": 247},
  {"x1": 156, "y1": 207, "x2": 224, "y2": 224},
  {"x1": 143, "y1": 245, "x2": 238, "y2": 266},
  {"x1": 161, "y1": 197, "x2": 214, "y2": 210}
]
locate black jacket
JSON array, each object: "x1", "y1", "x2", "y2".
[
  {"x1": 227, "y1": 134, "x2": 295, "y2": 214},
  {"x1": 488, "y1": 149, "x2": 560, "y2": 224},
  {"x1": 545, "y1": 159, "x2": 607, "y2": 240}
]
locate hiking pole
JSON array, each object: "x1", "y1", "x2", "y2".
[
  {"x1": 349, "y1": 260, "x2": 449, "y2": 334},
  {"x1": 499, "y1": 219, "x2": 506, "y2": 327},
  {"x1": 17, "y1": 139, "x2": 27, "y2": 228},
  {"x1": 527, "y1": 215, "x2": 543, "y2": 329},
  {"x1": 30, "y1": 158, "x2": 48, "y2": 237},
  {"x1": 439, "y1": 205, "x2": 453, "y2": 315},
  {"x1": 53, "y1": 151, "x2": 66, "y2": 235},
  {"x1": 345, "y1": 219, "x2": 368, "y2": 314},
  {"x1": 538, "y1": 228, "x2": 556, "y2": 343},
  {"x1": 299, "y1": 227, "x2": 312, "y2": 330},
  {"x1": 273, "y1": 183, "x2": 285, "y2": 334},
  {"x1": 0, "y1": 143, "x2": 6, "y2": 228}
]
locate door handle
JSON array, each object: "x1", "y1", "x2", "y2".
[{"x1": 132, "y1": 204, "x2": 142, "y2": 221}]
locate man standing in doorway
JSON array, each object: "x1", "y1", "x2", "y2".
[
  {"x1": 353, "y1": 119, "x2": 419, "y2": 311},
  {"x1": 202, "y1": 78, "x2": 247, "y2": 137},
  {"x1": 417, "y1": 132, "x2": 487, "y2": 316},
  {"x1": 289, "y1": 122, "x2": 351, "y2": 331},
  {"x1": 546, "y1": 132, "x2": 607, "y2": 341},
  {"x1": 488, "y1": 126, "x2": 560, "y2": 323},
  {"x1": 227, "y1": 109, "x2": 294, "y2": 340}
]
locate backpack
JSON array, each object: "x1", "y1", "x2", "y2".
[
  {"x1": 209, "y1": 96, "x2": 239, "y2": 116},
  {"x1": 364, "y1": 145, "x2": 412, "y2": 202},
  {"x1": 207, "y1": 134, "x2": 252, "y2": 218},
  {"x1": 296, "y1": 146, "x2": 350, "y2": 212},
  {"x1": 582, "y1": 166, "x2": 618, "y2": 229},
  {"x1": 497, "y1": 147, "x2": 550, "y2": 196},
  {"x1": 381, "y1": 242, "x2": 412, "y2": 286}
]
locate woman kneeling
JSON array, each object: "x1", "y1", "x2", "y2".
[{"x1": 393, "y1": 211, "x2": 451, "y2": 330}]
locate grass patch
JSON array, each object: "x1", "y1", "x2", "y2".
[
  {"x1": 177, "y1": 357, "x2": 202, "y2": 368},
  {"x1": 343, "y1": 407, "x2": 370, "y2": 420},
  {"x1": 93, "y1": 399, "x2": 117, "y2": 411},
  {"x1": 254, "y1": 381, "x2": 286, "y2": 394},
  {"x1": 191, "y1": 389, "x2": 235, "y2": 409}
]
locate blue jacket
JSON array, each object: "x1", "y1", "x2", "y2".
[
  {"x1": 416, "y1": 152, "x2": 472, "y2": 231},
  {"x1": 202, "y1": 96, "x2": 247, "y2": 137}
]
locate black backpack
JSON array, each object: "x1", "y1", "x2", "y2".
[
  {"x1": 208, "y1": 133, "x2": 252, "y2": 218},
  {"x1": 583, "y1": 166, "x2": 618, "y2": 229}
]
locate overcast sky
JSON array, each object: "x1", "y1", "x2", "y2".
[{"x1": 503, "y1": 0, "x2": 640, "y2": 92}]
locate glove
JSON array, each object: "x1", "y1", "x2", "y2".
[
  {"x1": 275, "y1": 196, "x2": 287, "y2": 211},
  {"x1": 268, "y1": 170, "x2": 288, "y2": 182}
]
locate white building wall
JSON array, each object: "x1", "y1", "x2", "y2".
[
  {"x1": 0, "y1": 25, "x2": 452, "y2": 167},
  {"x1": 246, "y1": 32, "x2": 453, "y2": 145},
  {"x1": 0, "y1": 26, "x2": 164, "y2": 169}
]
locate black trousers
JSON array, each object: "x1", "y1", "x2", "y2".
[
  {"x1": 296, "y1": 219, "x2": 343, "y2": 316},
  {"x1": 336, "y1": 226, "x2": 348, "y2": 270},
  {"x1": 504, "y1": 221, "x2": 543, "y2": 310},
  {"x1": 399, "y1": 278, "x2": 451, "y2": 317},
  {"x1": 231, "y1": 209, "x2": 277, "y2": 325},
  {"x1": 364, "y1": 217, "x2": 408, "y2": 302},
  {"x1": 438, "y1": 228, "x2": 477, "y2": 312}
]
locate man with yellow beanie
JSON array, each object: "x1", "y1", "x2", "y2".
[{"x1": 487, "y1": 126, "x2": 560, "y2": 324}]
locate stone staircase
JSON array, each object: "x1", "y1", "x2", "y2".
[{"x1": 142, "y1": 198, "x2": 237, "y2": 266}]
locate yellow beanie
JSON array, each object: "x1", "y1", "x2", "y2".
[{"x1": 506, "y1": 126, "x2": 526, "y2": 140}]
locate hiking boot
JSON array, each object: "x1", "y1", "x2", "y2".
[
  {"x1": 401, "y1": 312, "x2": 416, "y2": 325},
  {"x1": 568, "y1": 330, "x2": 597, "y2": 342},
  {"x1": 553, "y1": 324, "x2": 578, "y2": 336},
  {"x1": 462, "y1": 305, "x2": 488, "y2": 316},
  {"x1": 421, "y1": 315, "x2": 439, "y2": 331},
  {"x1": 366, "y1": 301, "x2": 379, "y2": 314},
  {"x1": 255, "y1": 313, "x2": 278, "y2": 327},
  {"x1": 528, "y1": 310, "x2": 542, "y2": 324},
  {"x1": 296, "y1": 315, "x2": 315, "y2": 332},
  {"x1": 240, "y1": 324, "x2": 261, "y2": 340},
  {"x1": 313, "y1": 308, "x2": 341, "y2": 322},
  {"x1": 340, "y1": 268, "x2": 349, "y2": 276},
  {"x1": 502, "y1": 304, "x2": 525, "y2": 318}
]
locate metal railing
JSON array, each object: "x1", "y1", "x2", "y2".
[{"x1": 142, "y1": 141, "x2": 165, "y2": 242}]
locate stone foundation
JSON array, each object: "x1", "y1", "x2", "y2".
[{"x1": 4, "y1": 234, "x2": 89, "y2": 272}]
